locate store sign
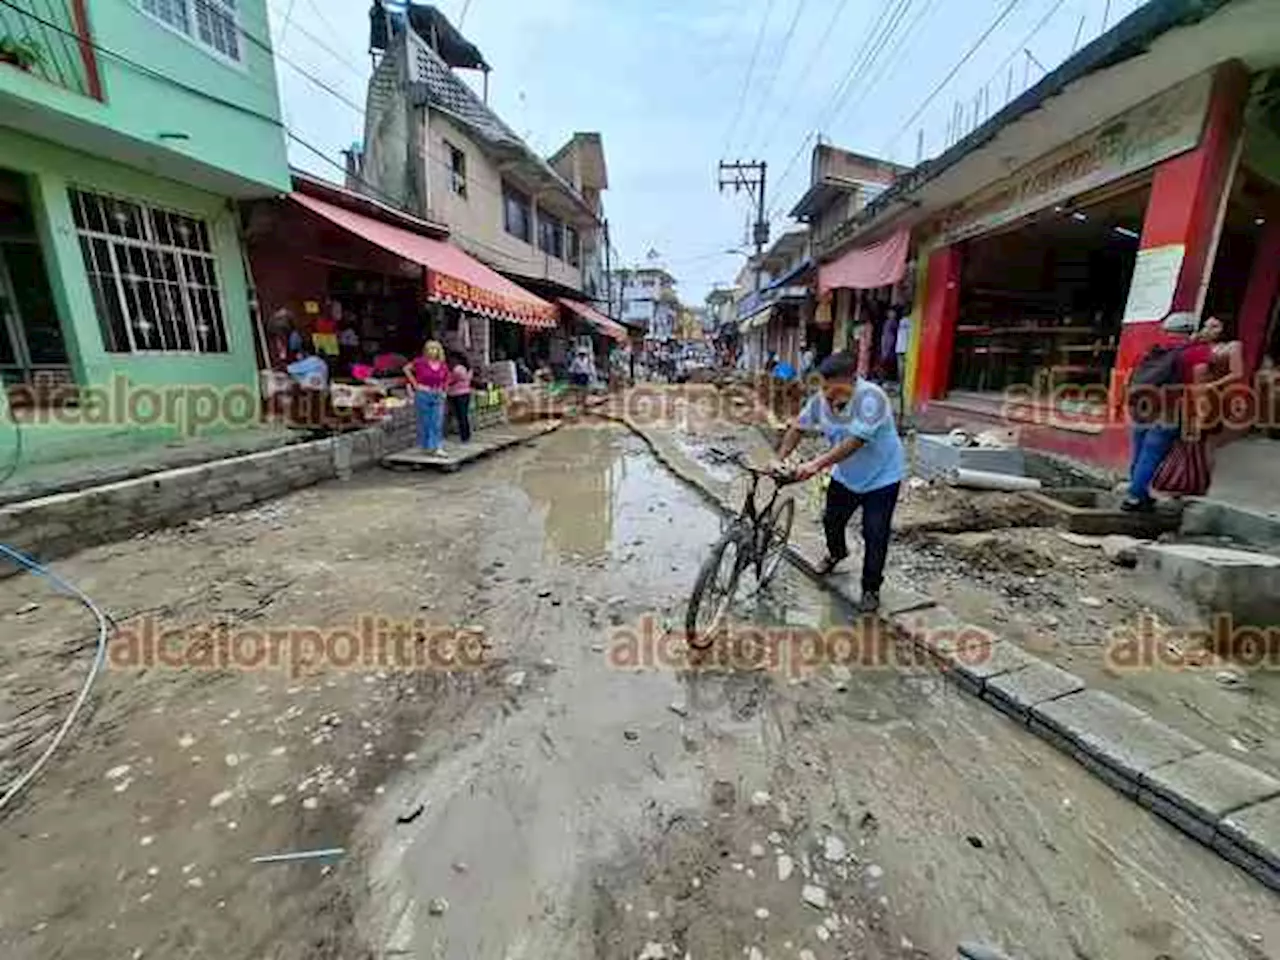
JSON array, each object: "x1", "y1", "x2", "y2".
[
  {"x1": 938, "y1": 71, "x2": 1213, "y2": 243},
  {"x1": 1122, "y1": 244, "x2": 1185, "y2": 323},
  {"x1": 426, "y1": 270, "x2": 556, "y2": 327}
]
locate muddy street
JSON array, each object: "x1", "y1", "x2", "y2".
[{"x1": 2, "y1": 424, "x2": 1278, "y2": 960}]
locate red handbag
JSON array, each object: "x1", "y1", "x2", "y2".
[{"x1": 1152, "y1": 439, "x2": 1211, "y2": 496}]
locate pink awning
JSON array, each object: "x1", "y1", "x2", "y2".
[
  {"x1": 290, "y1": 192, "x2": 558, "y2": 328},
  {"x1": 559, "y1": 297, "x2": 629, "y2": 343},
  {"x1": 817, "y1": 228, "x2": 910, "y2": 296}
]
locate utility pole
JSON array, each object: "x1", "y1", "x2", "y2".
[
  {"x1": 603, "y1": 218, "x2": 614, "y2": 319},
  {"x1": 717, "y1": 160, "x2": 769, "y2": 290}
]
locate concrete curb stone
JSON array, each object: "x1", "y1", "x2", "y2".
[
  {"x1": 1034, "y1": 690, "x2": 1205, "y2": 785},
  {"x1": 983, "y1": 661, "x2": 1086, "y2": 721},
  {"x1": 1142, "y1": 752, "x2": 1280, "y2": 829},
  {"x1": 1219, "y1": 795, "x2": 1280, "y2": 875},
  {"x1": 615, "y1": 404, "x2": 1280, "y2": 892}
]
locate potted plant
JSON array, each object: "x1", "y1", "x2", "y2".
[{"x1": 0, "y1": 36, "x2": 43, "y2": 71}]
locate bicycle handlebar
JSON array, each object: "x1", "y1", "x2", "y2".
[{"x1": 727, "y1": 451, "x2": 802, "y2": 485}]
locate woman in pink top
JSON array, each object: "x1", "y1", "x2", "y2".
[
  {"x1": 404, "y1": 340, "x2": 449, "y2": 453},
  {"x1": 446, "y1": 351, "x2": 474, "y2": 443}
]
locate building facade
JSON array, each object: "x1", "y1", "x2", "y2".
[
  {"x1": 0, "y1": 0, "x2": 290, "y2": 468},
  {"x1": 356, "y1": 11, "x2": 606, "y2": 304},
  {"x1": 613, "y1": 267, "x2": 678, "y2": 340},
  {"x1": 821, "y1": 0, "x2": 1280, "y2": 473}
]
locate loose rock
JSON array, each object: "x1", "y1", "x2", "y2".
[{"x1": 801, "y1": 884, "x2": 828, "y2": 909}]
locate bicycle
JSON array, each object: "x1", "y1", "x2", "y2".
[{"x1": 685, "y1": 451, "x2": 800, "y2": 649}]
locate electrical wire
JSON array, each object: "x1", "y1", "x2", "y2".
[
  {"x1": 972, "y1": 0, "x2": 1069, "y2": 106},
  {"x1": 882, "y1": 0, "x2": 1026, "y2": 155},
  {"x1": 720, "y1": 0, "x2": 779, "y2": 156},
  {"x1": 734, "y1": 0, "x2": 811, "y2": 155},
  {"x1": 765, "y1": 0, "x2": 914, "y2": 213},
  {"x1": 740, "y1": 0, "x2": 855, "y2": 157},
  {"x1": 828, "y1": 0, "x2": 941, "y2": 137},
  {"x1": 0, "y1": 543, "x2": 113, "y2": 811}
]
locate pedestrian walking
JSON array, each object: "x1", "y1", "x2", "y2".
[
  {"x1": 775, "y1": 351, "x2": 905, "y2": 613},
  {"x1": 1122, "y1": 312, "x2": 1243, "y2": 510},
  {"x1": 446, "y1": 351, "x2": 474, "y2": 444},
  {"x1": 405, "y1": 339, "x2": 449, "y2": 454}
]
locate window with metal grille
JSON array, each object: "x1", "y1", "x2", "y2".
[
  {"x1": 70, "y1": 190, "x2": 229, "y2": 354},
  {"x1": 140, "y1": 0, "x2": 240, "y2": 62}
]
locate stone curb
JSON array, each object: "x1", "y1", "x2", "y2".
[{"x1": 610, "y1": 410, "x2": 1280, "y2": 893}]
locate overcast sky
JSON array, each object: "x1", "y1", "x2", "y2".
[{"x1": 270, "y1": 0, "x2": 1146, "y2": 302}]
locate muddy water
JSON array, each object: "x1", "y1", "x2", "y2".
[{"x1": 360, "y1": 426, "x2": 1279, "y2": 960}]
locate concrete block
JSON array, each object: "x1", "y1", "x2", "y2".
[
  {"x1": 1143, "y1": 752, "x2": 1280, "y2": 825},
  {"x1": 1211, "y1": 832, "x2": 1280, "y2": 891},
  {"x1": 950, "y1": 637, "x2": 1037, "y2": 687},
  {"x1": 916, "y1": 433, "x2": 1025, "y2": 480},
  {"x1": 1033, "y1": 689, "x2": 1204, "y2": 782},
  {"x1": 983, "y1": 660, "x2": 1086, "y2": 719},
  {"x1": 1219, "y1": 795, "x2": 1280, "y2": 873},
  {"x1": 1181, "y1": 498, "x2": 1280, "y2": 551},
  {"x1": 1138, "y1": 542, "x2": 1280, "y2": 625},
  {"x1": 1140, "y1": 787, "x2": 1218, "y2": 843}
]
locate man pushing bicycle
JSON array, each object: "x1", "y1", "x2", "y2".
[{"x1": 775, "y1": 351, "x2": 905, "y2": 613}]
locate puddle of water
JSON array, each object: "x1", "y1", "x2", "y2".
[{"x1": 516, "y1": 427, "x2": 723, "y2": 569}]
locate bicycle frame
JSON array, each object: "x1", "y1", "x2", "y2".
[{"x1": 729, "y1": 465, "x2": 785, "y2": 574}]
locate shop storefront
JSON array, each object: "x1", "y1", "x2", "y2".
[
  {"x1": 908, "y1": 60, "x2": 1280, "y2": 467},
  {"x1": 818, "y1": 227, "x2": 913, "y2": 381},
  {"x1": 247, "y1": 175, "x2": 557, "y2": 431}
]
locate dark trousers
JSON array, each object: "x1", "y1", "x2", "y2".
[
  {"x1": 448, "y1": 393, "x2": 472, "y2": 443},
  {"x1": 823, "y1": 478, "x2": 900, "y2": 593}
]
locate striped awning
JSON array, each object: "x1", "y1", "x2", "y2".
[{"x1": 291, "y1": 192, "x2": 558, "y2": 328}]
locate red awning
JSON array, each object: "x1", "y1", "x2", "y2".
[
  {"x1": 817, "y1": 227, "x2": 910, "y2": 296},
  {"x1": 290, "y1": 193, "x2": 558, "y2": 329},
  {"x1": 558, "y1": 297, "x2": 628, "y2": 343}
]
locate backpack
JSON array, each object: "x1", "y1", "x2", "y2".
[{"x1": 1127, "y1": 343, "x2": 1189, "y2": 421}]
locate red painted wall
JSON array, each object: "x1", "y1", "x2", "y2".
[
  {"x1": 1238, "y1": 218, "x2": 1280, "y2": 374},
  {"x1": 1111, "y1": 62, "x2": 1251, "y2": 407},
  {"x1": 914, "y1": 245, "x2": 962, "y2": 402}
]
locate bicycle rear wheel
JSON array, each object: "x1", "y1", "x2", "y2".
[
  {"x1": 686, "y1": 532, "x2": 746, "y2": 649},
  {"x1": 755, "y1": 497, "x2": 795, "y2": 588}
]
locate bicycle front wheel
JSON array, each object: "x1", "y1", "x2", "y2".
[
  {"x1": 686, "y1": 531, "x2": 746, "y2": 649},
  {"x1": 756, "y1": 497, "x2": 795, "y2": 588}
]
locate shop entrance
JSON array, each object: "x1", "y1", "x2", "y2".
[
  {"x1": 0, "y1": 169, "x2": 70, "y2": 395},
  {"x1": 951, "y1": 182, "x2": 1151, "y2": 410}
]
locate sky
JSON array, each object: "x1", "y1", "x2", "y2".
[{"x1": 269, "y1": 0, "x2": 1148, "y2": 303}]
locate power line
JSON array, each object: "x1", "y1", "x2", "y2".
[
  {"x1": 0, "y1": 0, "x2": 560, "y2": 279},
  {"x1": 764, "y1": 0, "x2": 912, "y2": 214},
  {"x1": 974, "y1": 0, "x2": 1068, "y2": 102},
  {"x1": 741, "y1": 0, "x2": 854, "y2": 157},
  {"x1": 735, "y1": 0, "x2": 811, "y2": 154},
  {"x1": 720, "y1": 0, "x2": 778, "y2": 156},
  {"x1": 828, "y1": 0, "x2": 940, "y2": 135},
  {"x1": 882, "y1": 0, "x2": 1026, "y2": 155}
]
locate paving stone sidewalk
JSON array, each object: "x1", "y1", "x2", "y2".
[{"x1": 617, "y1": 411, "x2": 1280, "y2": 893}]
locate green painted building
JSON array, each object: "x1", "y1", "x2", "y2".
[{"x1": 0, "y1": 0, "x2": 289, "y2": 471}]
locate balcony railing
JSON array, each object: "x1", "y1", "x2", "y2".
[{"x1": 0, "y1": 0, "x2": 101, "y2": 99}]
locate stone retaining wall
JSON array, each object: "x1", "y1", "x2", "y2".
[{"x1": 0, "y1": 409, "x2": 415, "y2": 574}]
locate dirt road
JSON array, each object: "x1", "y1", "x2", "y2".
[{"x1": 2, "y1": 424, "x2": 1277, "y2": 959}]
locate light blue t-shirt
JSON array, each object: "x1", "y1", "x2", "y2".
[{"x1": 797, "y1": 379, "x2": 905, "y2": 493}]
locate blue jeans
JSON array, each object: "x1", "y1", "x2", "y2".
[
  {"x1": 415, "y1": 391, "x2": 444, "y2": 449},
  {"x1": 1127, "y1": 424, "x2": 1180, "y2": 501}
]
